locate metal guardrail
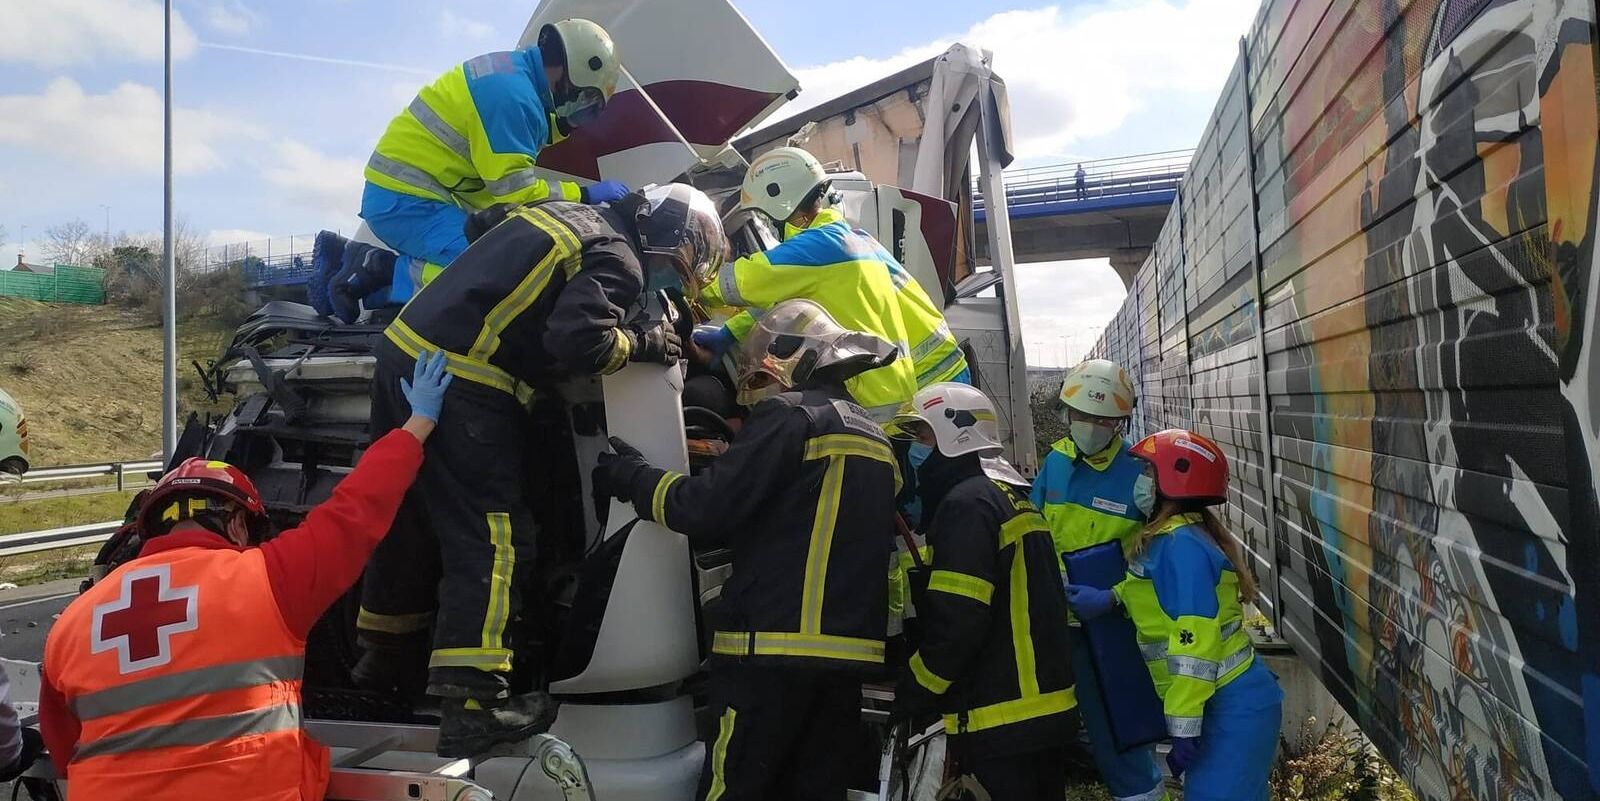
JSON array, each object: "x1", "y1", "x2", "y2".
[
  {"x1": 15, "y1": 460, "x2": 164, "y2": 490},
  {"x1": 0, "y1": 520, "x2": 120, "y2": 558}
]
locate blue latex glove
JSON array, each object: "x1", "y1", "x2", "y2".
[
  {"x1": 1166, "y1": 736, "x2": 1201, "y2": 778},
  {"x1": 691, "y1": 325, "x2": 737, "y2": 358},
  {"x1": 581, "y1": 180, "x2": 630, "y2": 204},
  {"x1": 401, "y1": 351, "x2": 453, "y2": 423},
  {"x1": 1065, "y1": 583, "x2": 1117, "y2": 620}
]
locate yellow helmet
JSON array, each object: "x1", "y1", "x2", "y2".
[
  {"x1": 539, "y1": 19, "x2": 620, "y2": 130},
  {"x1": 1057, "y1": 359, "x2": 1136, "y2": 419},
  {"x1": 739, "y1": 146, "x2": 830, "y2": 226}
]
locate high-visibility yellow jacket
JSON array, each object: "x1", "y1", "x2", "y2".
[
  {"x1": 1115, "y1": 513, "x2": 1257, "y2": 737},
  {"x1": 365, "y1": 48, "x2": 581, "y2": 211},
  {"x1": 706, "y1": 209, "x2": 965, "y2": 418},
  {"x1": 1031, "y1": 436, "x2": 1147, "y2": 557}
]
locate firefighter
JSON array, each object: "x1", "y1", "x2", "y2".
[
  {"x1": 0, "y1": 662, "x2": 41, "y2": 783},
  {"x1": 1068, "y1": 429, "x2": 1283, "y2": 801},
  {"x1": 889, "y1": 382, "x2": 1078, "y2": 801},
  {"x1": 1030, "y1": 359, "x2": 1168, "y2": 801},
  {"x1": 353, "y1": 184, "x2": 725, "y2": 757},
  {"x1": 38, "y1": 351, "x2": 452, "y2": 801},
  {"x1": 592, "y1": 299, "x2": 900, "y2": 801},
  {"x1": 691, "y1": 146, "x2": 969, "y2": 422},
  {"x1": 356, "y1": 18, "x2": 630, "y2": 305}
]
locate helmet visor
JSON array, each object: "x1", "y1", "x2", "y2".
[{"x1": 555, "y1": 86, "x2": 608, "y2": 129}]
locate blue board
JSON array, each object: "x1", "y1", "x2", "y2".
[{"x1": 1064, "y1": 540, "x2": 1167, "y2": 751}]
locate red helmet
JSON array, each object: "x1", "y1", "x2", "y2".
[
  {"x1": 1129, "y1": 429, "x2": 1229, "y2": 504},
  {"x1": 137, "y1": 457, "x2": 268, "y2": 539}
]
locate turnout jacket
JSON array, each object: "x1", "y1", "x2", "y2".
[
  {"x1": 618, "y1": 385, "x2": 900, "y2": 672},
  {"x1": 901, "y1": 454, "x2": 1077, "y2": 759},
  {"x1": 380, "y1": 202, "x2": 645, "y2": 394}
]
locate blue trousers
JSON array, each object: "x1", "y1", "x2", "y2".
[
  {"x1": 1072, "y1": 634, "x2": 1168, "y2": 801},
  {"x1": 1182, "y1": 660, "x2": 1283, "y2": 801},
  {"x1": 359, "y1": 182, "x2": 470, "y2": 303}
]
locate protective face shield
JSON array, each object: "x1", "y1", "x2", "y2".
[
  {"x1": 887, "y1": 382, "x2": 1004, "y2": 459},
  {"x1": 635, "y1": 183, "x2": 727, "y2": 298},
  {"x1": 734, "y1": 299, "x2": 897, "y2": 405},
  {"x1": 539, "y1": 19, "x2": 620, "y2": 132}
]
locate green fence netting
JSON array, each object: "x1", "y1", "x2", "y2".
[{"x1": 0, "y1": 265, "x2": 105, "y2": 304}]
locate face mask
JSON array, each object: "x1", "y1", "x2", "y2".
[
  {"x1": 908, "y1": 441, "x2": 934, "y2": 471},
  {"x1": 1133, "y1": 473, "x2": 1157, "y2": 518},
  {"x1": 1069, "y1": 420, "x2": 1116, "y2": 456}
]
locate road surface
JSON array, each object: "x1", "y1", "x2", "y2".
[{"x1": 0, "y1": 579, "x2": 81, "y2": 662}]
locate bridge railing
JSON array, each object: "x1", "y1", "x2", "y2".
[
  {"x1": 197, "y1": 234, "x2": 322, "y2": 289},
  {"x1": 974, "y1": 148, "x2": 1194, "y2": 213}
]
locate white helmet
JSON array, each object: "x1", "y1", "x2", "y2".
[
  {"x1": 539, "y1": 19, "x2": 620, "y2": 130},
  {"x1": 0, "y1": 388, "x2": 30, "y2": 479},
  {"x1": 888, "y1": 382, "x2": 1003, "y2": 459},
  {"x1": 740, "y1": 146, "x2": 830, "y2": 225},
  {"x1": 1057, "y1": 359, "x2": 1136, "y2": 419}
]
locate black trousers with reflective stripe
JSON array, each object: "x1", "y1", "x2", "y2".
[
  {"x1": 698, "y1": 665, "x2": 863, "y2": 801},
  {"x1": 360, "y1": 350, "x2": 537, "y2": 695},
  {"x1": 965, "y1": 745, "x2": 1073, "y2": 801}
]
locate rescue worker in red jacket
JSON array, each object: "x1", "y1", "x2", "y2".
[{"x1": 37, "y1": 351, "x2": 453, "y2": 801}]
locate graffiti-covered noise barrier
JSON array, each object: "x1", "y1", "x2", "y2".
[{"x1": 1086, "y1": 0, "x2": 1600, "y2": 798}]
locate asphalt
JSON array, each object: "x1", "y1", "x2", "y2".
[{"x1": 0, "y1": 579, "x2": 82, "y2": 662}]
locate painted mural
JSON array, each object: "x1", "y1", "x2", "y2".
[{"x1": 1088, "y1": 0, "x2": 1600, "y2": 798}]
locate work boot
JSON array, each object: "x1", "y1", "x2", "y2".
[{"x1": 436, "y1": 692, "x2": 561, "y2": 758}]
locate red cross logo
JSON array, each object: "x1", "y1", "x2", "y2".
[{"x1": 90, "y1": 565, "x2": 199, "y2": 674}]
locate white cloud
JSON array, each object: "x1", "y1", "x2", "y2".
[
  {"x1": 1014, "y1": 259, "x2": 1128, "y2": 367},
  {"x1": 439, "y1": 9, "x2": 495, "y2": 40},
  {"x1": 202, "y1": 0, "x2": 262, "y2": 36},
  {"x1": 206, "y1": 228, "x2": 272, "y2": 246},
  {"x1": 781, "y1": 0, "x2": 1255, "y2": 161},
  {"x1": 0, "y1": 0, "x2": 198, "y2": 67},
  {"x1": 0, "y1": 78, "x2": 261, "y2": 174},
  {"x1": 257, "y1": 140, "x2": 365, "y2": 228}
]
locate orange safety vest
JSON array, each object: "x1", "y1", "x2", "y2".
[{"x1": 45, "y1": 545, "x2": 328, "y2": 801}]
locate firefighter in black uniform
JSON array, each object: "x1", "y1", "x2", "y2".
[
  {"x1": 888, "y1": 382, "x2": 1079, "y2": 801},
  {"x1": 355, "y1": 183, "x2": 726, "y2": 757},
  {"x1": 594, "y1": 299, "x2": 901, "y2": 801}
]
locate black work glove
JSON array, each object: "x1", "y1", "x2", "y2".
[
  {"x1": 0, "y1": 727, "x2": 43, "y2": 782},
  {"x1": 592, "y1": 436, "x2": 650, "y2": 508},
  {"x1": 625, "y1": 321, "x2": 683, "y2": 365},
  {"x1": 464, "y1": 203, "x2": 514, "y2": 244}
]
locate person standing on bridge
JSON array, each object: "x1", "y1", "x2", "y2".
[
  {"x1": 349, "y1": 19, "x2": 630, "y2": 307},
  {"x1": 36, "y1": 351, "x2": 452, "y2": 801},
  {"x1": 1031, "y1": 359, "x2": 1170, "y2": 801},
  {"x1": 1075, "y1": 163, "x2": 1087, "y2": 199},
  {"x1": 1067, "y1": 429, "x2": 1283, "y2": 801}
]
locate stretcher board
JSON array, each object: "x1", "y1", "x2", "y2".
[{"x1": 1062, "y1": 541, "x2": 1168, "y2": 752}]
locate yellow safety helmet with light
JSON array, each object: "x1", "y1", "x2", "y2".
[
  {"x1": 734, "y1": 299, "x2": 898, "y2": 406},
  {"x1": 1057, "y1": 358, "x2": 1136, "y2": 419},
  {"x1": 538, "y1": 18, "x2": 621, "y2": 131},
  {"x1": 0, "y1": 387, "x2": 30, "y2": 479},
  {"x1": 739, "y1": 146, "x2": 832, "y2": 229}
]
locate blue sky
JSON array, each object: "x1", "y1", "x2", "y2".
[{"x1": 0, "y1": 0, "x2": 1259, "y2": 365}]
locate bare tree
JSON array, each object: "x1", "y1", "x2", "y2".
[{"x1": 42, "y1": 218, "x2": 105, "y2": 266}]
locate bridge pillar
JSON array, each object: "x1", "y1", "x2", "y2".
[{"x1": 1107, "y1": 247, "x2": 1150, "y2": 289}]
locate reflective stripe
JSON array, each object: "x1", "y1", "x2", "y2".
[
  {"x1": 468, "y1": 208, "x2": 577, "y2": 363},
  {"x1": 999, "y1": 512, "x2": 1049, "y2": 549},
  {"x1": 711, "y1": 631, "x2": 885, "y2": 663},
  {"x1": 484, "y1": 169, "x2": 554, "y2": 200},
  {"x1": 652, "y1": 472, "x2": 684, "y2": 524},
  {"x1": 1218, "y1": 645, "x2": 1253, "y2": 680},
  {"x1": 429, "y1": 647, "x2": 514, "y2": 671},
  {"x1": 927, "y1": 570, "x2": 994, "y2": 604},
  {"x1": 366, "y1": 152, "x2": 454, "y2": 202},
  {"x1": 1220, "y1": 619, "x2": 1242, "y2": 640},
  {"x1": 800, "y1": 451, "x2": 847, "y2": 634},
  {"x1": 706, "y1": 707, "x2": 736, "y2": 801},
  {"x1": 357, "y1": 607, "x2": 433, "y2": 634},
  {"x1": 1009, "y1": 546, "x2": 1039, "y2": 696},
  {"x1": 1138, "y1": 640, "x2": 1168, "y2": 662},
  {"x1": 1166, "y1": 714, "x2": 1203, "y2": 737},
  {"x1": 909, "y1": 652, "x2": 951, "y2": 694},
  {"x1": 407, "y1": 95, "x2": 470, "y2": 160},
  {"x1": 479, "y1": 512, "x2": 515, "y2": 660},
  {"x1": 802, "y1": 434, "x2": 896, "y2": 467},
  {"x1": 916, "y1": 347, "x2": 968, "y2": 386},
  {"x1": 1168, "y1": 654, "x2": 1219, "y2": 682},
  {"x1": 943, "y1": 688, "x2": 1076, "y2": 734},
  {"x1": 911, "y1": 324, "x2": 953, "y2": 361},
  {"x1": 76, "y1": 703, "x2": 300, "y2": 760},
  {"x1": 717, "y1": 264, "x2": 745, "y2": 306},
  {"x1": 385, "y1": 320, "x2": 530, "y2": 401},
  {"x1": 72, "y1": 656, "x2": 303, "y2": 721},
  {"x1": 601, "y1": 329, "x2": 631, "y2": 374}
]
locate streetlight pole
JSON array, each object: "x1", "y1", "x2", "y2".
[
  {"x1": 17, "y1": 224, "x2": 26, "y2": 260},
  {"x1": 161, "y1": 0, "x2": 178, "y2": 463},
  {"x1": 99, "y1": 204, "x2": 111, "y2": 250}
]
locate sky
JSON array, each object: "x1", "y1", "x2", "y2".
[{"x1": 0, "y1": 0, "x2": 1259, "y2": 367}]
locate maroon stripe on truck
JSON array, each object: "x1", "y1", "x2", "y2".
[{"x1": 644, "y1": 80, "x2": 782, "y2": 147}]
